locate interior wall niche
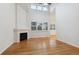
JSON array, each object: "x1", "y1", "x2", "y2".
[{"x1": 50, "y1": 24, "x2": 55, "y2": 30}]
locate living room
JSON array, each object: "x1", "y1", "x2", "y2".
[{"x1": 0, "y1": 3, "x2": 79, "y2": 55}]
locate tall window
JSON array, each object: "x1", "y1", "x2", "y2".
[
  {"x1": 31, "y1": 4, "x2": 36, "y2": 10},
  {"x1": 37, "y1": 5, "x2": 42, "y2": 11},
  {"x1": 43, "y1": 6, "x2": 48, "y2": 11},
  {"x1": 31, "y1": 4, "x2": 48, "y2": 11}
]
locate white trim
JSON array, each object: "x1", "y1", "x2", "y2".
[
  {"x1": 57, "y1": 38, "x2": 79, "y2": 48},
  {"x1": 0, "y1": 42, "x2": 13, "y2": 54},
  {"x1": 30, "y1": 36, "x2": 49, "y2": 39}
]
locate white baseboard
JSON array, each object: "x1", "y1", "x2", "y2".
[
  {"x1": 57, "y1": 38, "x2": 79, "y2": 48},
  {"x1": 0, "y1": 42, "x2": 13, "y2": 54},
  {"x1": 30, "y1": 36, "x2": 49, "y2": 39}
]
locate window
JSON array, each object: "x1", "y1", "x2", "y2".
[
  {"x1": 31, "y1": 22, "x2": 37, "y2": 30},
  {"x1": 37, "y1": 6, "x2": 42, "y2": 11},
  {"x1": 31, "y1": 5, "x2": 36, "y2": 10},
  {"x1": 42, "y1": 22, "x2": 48, "y2": 30},
  {"x1": 31, "y1": 4, "x2": 48, "y2": 11},
  {"x1": 43, "y1": 6, "x2": 48, "y2": 11},
  {"x1": 37, "y1": 23, "x2": 42, "y2": 30}
]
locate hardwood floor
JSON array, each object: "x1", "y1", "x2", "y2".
[{"x1": 2, "y1": 36, "x2": 79, "y2": 55}]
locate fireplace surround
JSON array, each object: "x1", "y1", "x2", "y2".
[{"x1": 14, "y1": 29, "x2": 29, "y2": 42}]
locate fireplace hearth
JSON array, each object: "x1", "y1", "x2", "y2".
[{"x1": 20, "y1": 32, "x2": 27, "y2": 41}]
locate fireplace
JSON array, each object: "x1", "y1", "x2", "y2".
[
  {"x1": 20, "y1": 32, "x2": 27, "y2": 41},
  {"x1": 14, "y1": 29, "x2": 29, "y2": 42}
]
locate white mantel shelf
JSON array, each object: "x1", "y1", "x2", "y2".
[{"x1": 14, "y1": 29, "x2": 30, "y2": 31}]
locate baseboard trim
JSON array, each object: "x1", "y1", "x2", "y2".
[
  {"x1": 0, "y1": 42, "x2": 13, "y2": 54},
  {"x1": 57, "y1": 38, "x2": 79, "y2": 48},
  {"x1": 30, "y1": 36, "x2": 50, "y2": 39},
  {"x1": 30, "y1": 36, "x2": 49, "y2": 39}
]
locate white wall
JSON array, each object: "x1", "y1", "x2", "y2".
[
  {"x1": 56, "y1": 3, "x2": 79, "y2": 48},
  {"x1": 16, "y1": 5, "x2": 29, "y2": 29},
  {"x1": 0, "y1": 3, "x2": 16, "y2": 54}
]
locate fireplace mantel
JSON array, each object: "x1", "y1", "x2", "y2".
[{"x1": 14, "y1": 29, "x2": 30, "y2": 31}]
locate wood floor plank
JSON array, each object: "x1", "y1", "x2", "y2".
[{"x1": 2, "y1": 35, "x2": 79, "y2": 55}]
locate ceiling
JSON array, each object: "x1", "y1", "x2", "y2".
[{"x1": 17, "y1": 3, "x2": 57, "y2": 12}]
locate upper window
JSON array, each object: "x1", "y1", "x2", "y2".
[
  {"x1": 31, "y1": 5, "x2": 37, "y2": 10},
  {"x1": 43, "y1": 6, "x2": 48, "y2": 11},
  {"x1": 31, "y1": 4, "x2": 48, "y2": 11},
  {"x1": 37, "y1": 6, "x2": 42, "y2": 11}
]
